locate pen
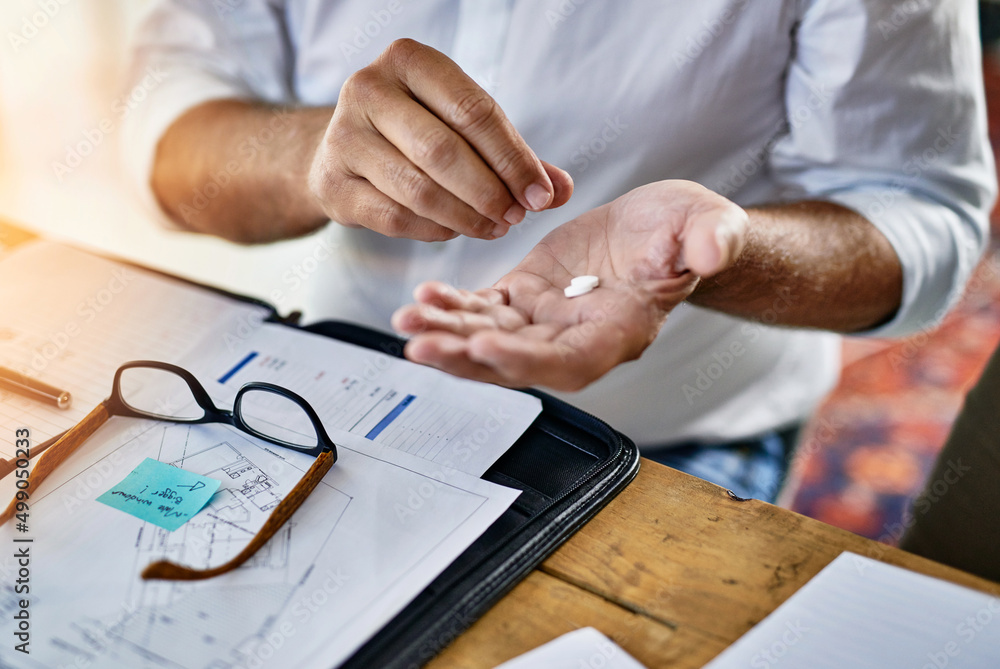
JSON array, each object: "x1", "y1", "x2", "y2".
[{"x1": 0, "y1": 366, "x2": 72, "y2": 409}]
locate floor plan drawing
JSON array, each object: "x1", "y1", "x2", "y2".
[
  {"x1": 10, "y1": 423, "x2": 353, "y2": 669},
  {"x1": 1, "y1": 406, "x2": 519, "y2": 669}
]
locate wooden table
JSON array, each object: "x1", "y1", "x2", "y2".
[
  {"x1": 4, "y1": 220, "x2": 994, "y2": 667},
  {"x1": 428, "y1": 459, "x2": 1000, "y2": 668}
]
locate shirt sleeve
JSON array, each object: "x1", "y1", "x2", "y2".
[
  {"x1": 120, "y1": 0, "x2": 294, "y2": 226},
  {"x1": 770, "y1": 0, "x2": 996, "y2": 337}
]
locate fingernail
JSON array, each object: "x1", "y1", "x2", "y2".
[
  {"x1": 524, "y1": 183, "x2": 552, "y2": 211},
  {"x1": 503, "y1": 203, "x2": 526, "y2": 225},
  {"x1": 491, "y1": 223, "x2": 509, "y2": 239}
]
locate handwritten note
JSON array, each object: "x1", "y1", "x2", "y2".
[{"x1": 96, "y1": 458, "x2": 221, "y2": 531}]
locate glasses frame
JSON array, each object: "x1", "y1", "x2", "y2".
[
  {"x1": 1, "y1": 359, "x2": 339, "y2": 582},
  {"x1": 110, "y1": 360, "x2": 336, "y2": 459}
]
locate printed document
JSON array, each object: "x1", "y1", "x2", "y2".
[
  {"x1": 705, "y1": 552, "x2": 1000, "y2": 668},
  {"x1": 0, "y1": 240, "x2": 541, "y2": 475},
  {"x1": 0, "y1": 416, "x2": 519, "y2": 668}
]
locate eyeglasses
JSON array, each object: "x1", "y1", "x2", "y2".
[{"x1": 0, "y1": 360, "x2": 338, "y2": 581}]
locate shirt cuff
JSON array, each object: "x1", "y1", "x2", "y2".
[{"x1": 823, "y1": 187, "x2": 988, "y2": 338}]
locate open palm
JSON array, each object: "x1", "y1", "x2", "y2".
[{"x1": 391, "y1": 180, "x2": 747, "y2": 390}]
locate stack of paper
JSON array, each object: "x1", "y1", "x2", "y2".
[
  {"x1": 495, "y1": 628, "x2": 647, "y2": 669},
  {"x1": 0, "y1": 240, "x2": 546, "y2": 668},
  {"x1": 705, "y1": 552, "x2": 1000, "y2": 668}
]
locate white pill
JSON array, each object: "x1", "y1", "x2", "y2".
[
  {"x1": 564, "y1": 283, "x2": 594, "y2": 298},
  {"x1": 571, "y1": 275, "x2": 600, "y2": 290}
]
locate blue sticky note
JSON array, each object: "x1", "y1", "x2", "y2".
[{"x1": 96, "y1": 458, "x2": 221, "y2": 531}]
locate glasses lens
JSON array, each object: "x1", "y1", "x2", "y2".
[
  {"x1": 238, "y1": 388, "x2": 319, "y2": 450},
  {"x1": 118, "y1": 366, "x2": 206, "y2": 421}
]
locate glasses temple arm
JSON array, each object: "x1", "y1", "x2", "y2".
[
  {"x1": 141, "y1": 448, "x2": 336, "y2": 581},
  {"x1": 0, "y1": 429, "x2": 69, "y2": 481},
  {"x1": 0, "y1": 401, "x2": 112, "y2": 525}
]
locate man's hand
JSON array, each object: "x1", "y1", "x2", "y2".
[
  {"x1": 391, "y1": 181, "x2": 748, "y2": 390},
  {"x1": 153, "y1": 39, "x2": 572, "y2": 244},
  {"x1": 308, "y1": 39, "x2": 573, "y2": 242}
]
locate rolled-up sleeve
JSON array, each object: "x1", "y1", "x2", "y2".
[
  {"x1": 770, "y1": 0, "x2": 996, "y2": 337},
  {"x1": 120, "y1": 0, "x2": 293, "y2": 222}
]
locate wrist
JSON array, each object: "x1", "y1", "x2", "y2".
[{"x1": 288, "y1": 107, "x2": 336, "y2": 230}]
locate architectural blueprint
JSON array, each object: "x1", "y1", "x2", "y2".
[{"x1": 0, "y1": 417, "x2": 518, "y2": 668}]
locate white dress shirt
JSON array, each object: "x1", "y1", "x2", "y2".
[{"x1": 123, "y1": 0, "x2": 995, "y2": 447}]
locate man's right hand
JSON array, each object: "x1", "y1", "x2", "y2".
[{"x1": 307, "y1": 38, "x2": 573, "y2": 242}]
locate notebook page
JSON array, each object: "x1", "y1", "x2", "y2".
[
  {"x1": 0, "y1": 240, "x2": 271, "y2": 458},
  {"x1": 705, "y1": 552, "x2": 1000, "y2": 669}
]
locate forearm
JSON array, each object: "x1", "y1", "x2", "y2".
[
  {"x1": 689, "y1": 201, "x2": 902, "y2": 333},
  {"x1": 151, "y1": 99, "x2": 333, "y2": 244}
]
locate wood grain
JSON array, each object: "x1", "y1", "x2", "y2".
[
  {"x1": 5, "y1": 220, "x2": 992, "y2": 667},
  {"x1": 434, "y1": 459, "x2": 1000, "y2": 668},
  {"x1": 425, "y1": 570, "x2": 709, "y2": 669},
  {"x1": 0, "y1": 402, "x2": 110, "y2": 525},
  {"x1": 0, "y1": 430, "x2": 67, "y2": 480}
]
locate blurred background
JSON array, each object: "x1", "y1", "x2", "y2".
[
  {"x1": 2, "y1": 1, "x2": 1000, "y2": 547},
  {"x1": 0, "y1": 0, "x2": 321, "y2": 314}
]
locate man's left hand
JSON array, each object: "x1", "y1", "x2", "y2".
[{"x1": 391, "y1": 180, "x2": 747, "y2": 390}]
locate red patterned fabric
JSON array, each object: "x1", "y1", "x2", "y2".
[{"x1": 785, "y1": 53, "x2": 1000, "y2": 543}]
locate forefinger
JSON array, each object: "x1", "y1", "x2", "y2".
[
  {"x1": 465, "y1": 323, "x2": 633, "y2": 392},
  {"x1": 412, "y1": 281, "x2": 506, "y2": 311},
  {"x1": 386, "y1": 40, "x2": 558, "y2": 213}
]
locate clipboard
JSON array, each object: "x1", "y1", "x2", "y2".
[
  {"x1": 301, "y1": 321, "x2": 640, "y2": 669},
  {"x1": 0, "y1": 222, "x2": 640, "y2": 668}
]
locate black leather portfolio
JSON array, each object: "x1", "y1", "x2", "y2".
[
  {"x1": 301, "y1": 321, "x2": 640, "y2": 669},
  {"x1": 0, "y1": 225, "x2": 641, "y2": 668}
]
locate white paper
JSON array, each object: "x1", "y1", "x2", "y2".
[
  {"x1": 494, "y1": 628, "x2": 647, "y2": 669},
  {"x1": 193, "y1": 323, "x2": 541, "y2": 477},
  {"x1": 0, "y1": 238, "x2": 541, "y2": 667},
  {"x1": 0, "y1": 240, "x2": 542, "y2": 476},
  {"x1": 0, "y1": 240, "x2": 271, "y2": 457},
  {"x1": 705, "y1": 552, "x2": 1000, "y2": 669},
  {"x1": 0, "y1": 416, "x2": 519, "y2": 668}
]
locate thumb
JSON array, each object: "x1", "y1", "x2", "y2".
[{"x1": 682, "y1": 204, "x2": 748, "y2": 278}]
